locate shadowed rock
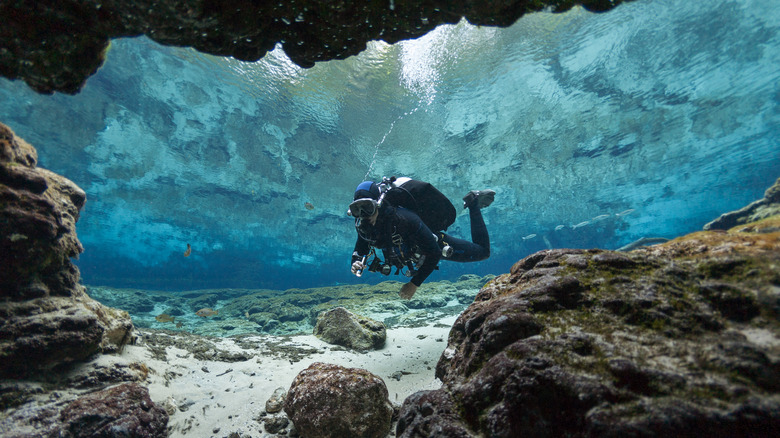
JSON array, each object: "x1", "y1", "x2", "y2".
[{"x1": 0, "y1": 123, "x2": 133, "y2": 378}]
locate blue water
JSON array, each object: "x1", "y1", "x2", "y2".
[{"x1": 1, "y1": 0, "x2": 778, "y2": 291}]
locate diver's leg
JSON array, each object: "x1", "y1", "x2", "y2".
[
  {"x1": 442, "y1": 190, "x2": 494, "y2": 263},
  {"x1": 441, "y1": 205, "x2": 491, "y2": 262},
  {"x1": 468, "y1": 204, "x2": 490, "y2": 254},
  {"x1": 441, "y1": 234, "x2": 485, "y2": 262}
]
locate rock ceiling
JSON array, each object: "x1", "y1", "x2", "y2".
[{"x1": 0, "y1": 0, "x2": 631, "y2": 94}]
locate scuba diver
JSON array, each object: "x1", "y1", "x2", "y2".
[{"x1": 348, "y1": 177, "x2": 494, "y2": 299}]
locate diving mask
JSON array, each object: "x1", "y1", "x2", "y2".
[{"x1": 348, "y1": 198, "x2": 378, "y2": 218}]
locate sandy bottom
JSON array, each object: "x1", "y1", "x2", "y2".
[{"x1": 116, "y1": 314, "x2": 458, "y2": 437}]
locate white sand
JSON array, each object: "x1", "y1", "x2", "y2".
[{"x1": 118, "y1": 315, "x2": 458, "y2": 437}]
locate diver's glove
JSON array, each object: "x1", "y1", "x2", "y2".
[{"x1": 351, "y1": 260, "x2": 366, "y2": 276}]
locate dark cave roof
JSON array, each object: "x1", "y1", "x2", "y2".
[{"x1": 0, "y1": 1, "x2": 630, "y2": 95}]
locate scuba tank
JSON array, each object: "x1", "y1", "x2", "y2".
[{"x1": 375, "y1": 176, "x2": 456, "y2": 233}]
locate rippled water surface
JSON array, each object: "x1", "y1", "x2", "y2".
[{"x1": 0, "y1": 0, "x2": 778, "y2": 290}]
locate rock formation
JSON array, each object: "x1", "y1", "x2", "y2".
[
  {"x1": 398, "y1": 189, "x2": 780, "y2": 437},
  {"x1": 1, "y1": 124, "x2": 166, "y2": 436},
  {"x1": 57, "y1": 383, "x2": 168, "y2": 437},
  {"x1": 314, "y1": 306, "x2": 387, "y2": 351},
  {"x1": 1, "y1": 122, "x2": 133, "y2": 376},
  {"x1": 265, "y1": 387, "x2": 287, "y2": 414},
  {"x1": 284, "y1": 362, "x2": 394, "y2": 438},
  {"x1": 705, "y1": 177, "x2": 780, "y2": 231},
  {"x1": 0, "y1": 0, "x2": 633, "y2": 94}
]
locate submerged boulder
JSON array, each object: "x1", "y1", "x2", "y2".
[
  {"x1": 0, "y1": 123, "x2": 133, "y2": 378},
  {"x1": 398, "y1": 190, "x2": 780, "y2": 436},
  {"x1": 284, "y1": 362, "x2": 394, "y2": 438},
  {"x1": 314, "y1": 306, "x2": 386, "y2": 351},
  {"x1": 57, "y1": 383, "x2": 168, "y2": 437}
]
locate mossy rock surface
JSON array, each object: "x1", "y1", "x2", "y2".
[{"x1": 398, "y1": 214, "x2": 780, "y2": 437}]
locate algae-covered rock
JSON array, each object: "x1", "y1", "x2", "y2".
[
  {"x1": 284, "y1": 362, "x2": 393, "y2": 438},
  {"x1": 187, "y1": 293, "x2": 219, "y2": 312},
  {"x1": 399, "y1": 199, "x2": 780, "y2": 436},
  {"x1": 314, "y1": 307, "x2": 386, "y2": 351},
  {"x1": 705, "y1": 177, "x2": 780, "y2": 230}
]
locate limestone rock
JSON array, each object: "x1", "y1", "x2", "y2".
[
  {"x1": 2, "y1": 379, "x2": 164, "y2": 436},
  {"x1": 187, "y1": 293, "x2": 219, "y2": 312},
  {"x1": 0, "y1": 1, "x2": 631, "y2": 94},
  {"x1": 57, "y1": 383, "x2": 168, "y2": 437},
  {"x1": 396, "y1": 390, "x2": 473, "y2": 437},
  {"x1": 1, "y1": 296, "x2": 104, "y2": 378},
  {"x1": 265, "y1": 387, "x2": 287, "y2": 414},
  {"x1": 399, "y1": 213, "x2": 780, "y2": 436},
  {"x1": 705, "y1": 177, "x2": 780, "y2": 230},
  {"x1": 62, "y1": 358, "x2": 150, "y2": 390},
  {"x1": 263, "y1": 414, "x2": 290, "y2": 434},
  {"x1": 87, "y1": 286, "x2": 158, "y2": 314},
  {"x1": 1, "y1": 123, "x2": 83, "y2": 300},
  {"x1": 0, "y1": 123, "x2": 133, "y2": 377},
  {"x1": 284, "y1": 362, "x2": 393, "y2": 438},
  {"x1": 314, "y1": 306, "x2": 386, "y2": 351}
]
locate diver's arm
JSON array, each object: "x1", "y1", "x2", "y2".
[
  {"x1": 351, "y1": 233, "x2": 372, "y2": 275},
  {"x1": 410, "y1": 254, "x2": 440, "y2": 286},
  {"x1": 352, "y1": 236, "x2": 371, "y2": 262}
]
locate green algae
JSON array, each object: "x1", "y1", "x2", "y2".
[
  {"x1": 86, "y1": 275, "x2": 491, "y2": 338},
  {"x1": 479, "y1": 219, "x2": 780, "y2": 408}
]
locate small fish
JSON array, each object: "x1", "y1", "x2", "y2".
[
  {"x1": 591, "y1": 214, "x2": 610, "y2": 222},
  {"x1": 184, "y1": 243, "x2": 191, "y2": 257},
  {"x1": 616, "y1": 209, "x2": 635, "y2": 217},
  {"x1": 522, "y1": 234, "x2": 537, "y2": 240},
  {"x1": 196, "y1": 308, "x2": 219, "y2": 318},
  {"x1": 155, "y1": 314, "x2": 175, "y2": 323},
  {"x1": 244, "y1": 311, "x2": 250, "y2": 318},
  {"x1": 554, "y1": 225, "x2": 565, "y2": 231},
  {"x1": 175, "y1": 321, "x2": 183, "y2": 328},
  {"x1": 304, "y1": 202, "x2": 314, "y2": 210},
  {"x1": 572, "y1": 221, "x2": 591, "y2": 229}
]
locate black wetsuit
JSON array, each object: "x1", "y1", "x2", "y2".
[{"x1": 352, "y1": 204, "x2": 490, "y2": 286}]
